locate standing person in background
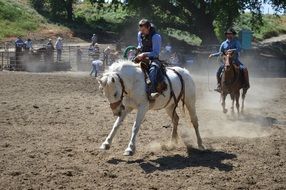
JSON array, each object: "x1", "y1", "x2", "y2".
[
  {"x1": 165, "y1": 43, "x2": 172, "y2": 53},
  {"x1": 24, "y1": 39, "x2": 33, "y2": 52},
  {"x1": 46, "y1": 39, "x2": 54, "y2": 64},
  {"x1": 76, "y1": 46, "x2": 83, "y2": 66},
  {"x1": 90, "y1": 57, "x2": 102, "y2": 77},
  {"x1": 93, "y1": 43, "x2": 100, "y2": 59},
  {"x1": 55, "y1": 37, "x2": 63, "y2": 62},
  {"x1": 91, "y1": 34, "x2": 97, "y2": 47},
  {"x1": 15, "y1": 37, "x2": 25, "y2": 66},
  {"x1": 103, "y1": 46, "x2": 111, "y2": 67},
  {"x1": 23, "y1": 38, "x2": 33, "y2": 63},
  {"x1": 15, "y1": 37, "x2": 25, "y2": 52}
]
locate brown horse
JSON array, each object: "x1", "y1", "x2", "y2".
[{"x1": 220, "y1": 50, "x2": 248, "y2": 114}]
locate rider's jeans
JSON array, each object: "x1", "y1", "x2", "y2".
[
  {"x1": 148, "y1": 61, "x2": 164, "y2": 93},
  {"x1": 90, "y1": 64, "x2": 98, "y2": 77}
]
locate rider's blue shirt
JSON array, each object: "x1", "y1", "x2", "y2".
[
  {"x1": 211, "y1": 39, "x2": 241, "y2": 57},
  {"x1": 211, "y1": 38, "x2": 243, "y2": 66},
  {"x1": 137, "y1": 32, "x2": 161, "y2": 59}
]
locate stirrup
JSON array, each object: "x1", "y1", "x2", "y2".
[
  {"x1": 150, "y1": 92, "x2": 160, "y2": 98},
  {"x1": 148, "y1": 92, "x2": 160, "y2": 101}
]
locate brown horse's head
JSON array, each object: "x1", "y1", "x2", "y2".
[{"x1": 223, "y1": 50, "x2": 235, "y2": 71}]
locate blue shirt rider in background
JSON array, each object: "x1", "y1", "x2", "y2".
[
  {"x1": 15, "y1": 37, "x2": 25, "y2": 52},
  {"x1": 135, "y1": 19, "x2": 163, "y2": 100},
  {"x1": 209, "y1": 28, "x2": 250, "y2": 92}
]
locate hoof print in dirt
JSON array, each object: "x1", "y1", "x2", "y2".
[
  {"x1": 62, "y1": 170, "x2": 73, "y2": 177},
  {"x1": 33, "y1": 105, "x2": 39, "y2": 109}
]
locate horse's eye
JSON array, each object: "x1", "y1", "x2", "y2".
[{"x1": 114, "y1": 92, "x2": 118, "y2": 97}]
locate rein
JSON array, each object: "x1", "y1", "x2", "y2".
[
  {"x1": 224, "y1": 62, "x2": 239, "y2": 86},
  {"x1": 223, "y1": 55, "x2": 239, "y2": 86},
  {"x1": 109, "y1": 73, "x2": 128, "y2": 110}
]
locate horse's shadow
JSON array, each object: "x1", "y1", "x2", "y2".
[{"x1": 107, "y1": 148, "x2": 236, "y2": 174}]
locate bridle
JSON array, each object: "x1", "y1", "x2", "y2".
[
  {"x1": 109, "y1": 73, "x2": 127, "y2": 110},
  {"x1": 224, "y1": 53, "x2": 239, "y2": 86}
]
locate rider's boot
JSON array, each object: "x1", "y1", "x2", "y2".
[
  {"x1": 150, "y1": 92, "x2": 160, "y2": 100},
  {"x1": 243, "y1": 68, "x2": 250, "y2": 89},
  {"x1": 214, "y1": 76, "x2": 221, "y2": 92}
]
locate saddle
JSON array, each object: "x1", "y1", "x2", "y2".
[{"x1": 134, "y1": 58, "x2": 168, "y2": 94}]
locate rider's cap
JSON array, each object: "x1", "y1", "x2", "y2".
[
  {"x1": 139, "y1": 19, "x2": 151, "y2": 28},
  {"x1": 225, "y1": 28, "x2": 237, "y2": 35}
]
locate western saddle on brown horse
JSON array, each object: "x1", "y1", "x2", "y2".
[{"x1": 220, "y1": 50, "x2": 248, "y2": 114}]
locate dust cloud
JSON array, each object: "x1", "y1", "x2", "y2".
[{"x1": 180, "y1": 73, "x2": 281, "y2": 143}]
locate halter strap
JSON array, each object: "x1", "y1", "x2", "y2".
[
  {"x1": 224, "y1": 60, "x2": 239, "y2": 86},
  {"x1": 109, "y1": 74, "x2": 127, "y2": 110},
  {"x1": 163, "y1": 68, "x2": 185, "y2": 119}
]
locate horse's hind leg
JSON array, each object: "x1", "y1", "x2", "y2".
[
  {"x1": 186, "y1": 101, "x2": 204, "y2": 150},
  {"x1": 230, "y1": 93, "x2": 235, "y2": 115},
  {"x1": 235, "y1": 92, "x2": 240, "y2": 115},
  {"x1": 221, "y1": 93, "x2": 228, "y2": 113},
  {"x1": 241, "y1": 89, "x2": 247, "y2": 114},
  {"x1": 166, "y1": 104, "x2": 179, "y2": 144}
]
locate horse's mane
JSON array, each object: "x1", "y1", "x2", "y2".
[{"x1": 104, "y1": 60, "x2": 139, "y2": 76}]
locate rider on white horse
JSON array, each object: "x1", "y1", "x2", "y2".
[{"x1": 135, "y1": 19, "x2": 163, "y2": 100}]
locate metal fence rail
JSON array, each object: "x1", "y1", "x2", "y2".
[{"x1": 0, "y1": 45, "x2": 104, "y2": 72}]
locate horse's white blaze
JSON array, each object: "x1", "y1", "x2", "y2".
[{"x1": 98, "y1": 60, "x2": 203, "y2": 155}]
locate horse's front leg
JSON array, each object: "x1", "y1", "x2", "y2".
[
  {"x1": 221, "y1": 93, "x2": 228, "y2": 113},
  {"x1": 230, "y1": 93, "x2": 235, "y2": 114},
  {"x1": 124, "y1": 104, "x2": 148, "y2": 156},
  {"x1": 100, "y1": 108, "x2": 132, "y2": 150}
]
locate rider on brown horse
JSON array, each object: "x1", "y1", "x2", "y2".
[{"x1": 209, "y1": 28, "x2": 250, "y2": 92}]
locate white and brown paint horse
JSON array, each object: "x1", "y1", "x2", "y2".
[{"x1": 98, "y1": 60, "x2": 204, "y2": 156}]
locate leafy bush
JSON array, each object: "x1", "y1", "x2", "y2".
[{"x1": 0, "y1": 0, "x2": 43, "y2": 40}]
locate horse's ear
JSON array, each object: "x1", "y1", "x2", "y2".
[{"x1": 111, "y1": 77, "x2": 115, "y2": 83}]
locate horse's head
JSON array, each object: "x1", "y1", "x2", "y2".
[
  {"x1": 98, "y1": 73, "x2": 126, "y2": 117},
  {"x1": 223, "y1": 50, "x2": 235, "y2": 71}
]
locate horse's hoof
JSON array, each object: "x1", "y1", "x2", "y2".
[
  {"x1": 123, "y1": 150, "x2": 134, "y2": 156},
  {"x1": 198, "y1": 144, "x2": 205, "y2": 150},
  {"x1": 223, "y1": 109, "x2": 228, "y2": 114},
  {"x1": 171, "y1": 138, "x2": 178, "y2": 145},
  {"x1": 99, "y1": 143, "x2": 110, "y2": 150}
]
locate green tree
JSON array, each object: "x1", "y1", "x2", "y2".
[
  {"x1": 31, "y1": 0, "x2": 75, "y2": 21},
  {"x1": 90, "y1": 0, "x2": 286, "y2": 45}
]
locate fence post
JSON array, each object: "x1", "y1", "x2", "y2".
[
  {"x1": 1, "y1": 52, "x2": 3, "y2": 71},
  {"x1": 69, "y1": 46, "x2": 71, "y2": 63}
]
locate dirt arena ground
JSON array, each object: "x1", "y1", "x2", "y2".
[{"x1": 0, "y1": 70, "x2": 285, "y2": 190}]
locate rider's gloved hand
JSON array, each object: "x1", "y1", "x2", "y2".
[{"x1": 135, "y1": 53, "x2": 146, "y2": 62}]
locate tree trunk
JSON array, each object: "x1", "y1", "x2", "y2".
[
  {"x1": 196, "y1": 24, "x2": 218, "y2": 45},
  {"x1": 192, "y1": 13, "x2": 218, "y2": 45},
  {"x1": 65, "y1": 0, "x2": 73, "y2": 21}
]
